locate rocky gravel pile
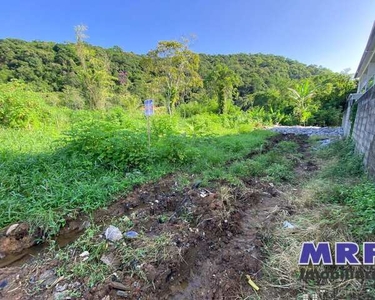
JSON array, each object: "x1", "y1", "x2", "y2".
[{"x1": 270, "y1": 126, "x2": 343, "y2": 137}]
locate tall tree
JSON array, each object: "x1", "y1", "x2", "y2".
[
  {"x1": 207, "y1": 64, "x2": 241, "y2": 114},
  {"x1": 74, "y1": 25, "x2": 114, "y2": 109},
  {"x1": 146, "y1": 40, "x2": 202, "y2": 114}
]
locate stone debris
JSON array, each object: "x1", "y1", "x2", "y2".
[
  {"x1": 199, "y1": 189, "x2": 212, "y2": 198},
  {"x1": 109, "y1": 281, "x2": 131, "y2": 291},
  {"x1": 104, "y1": 225, "x2": 123, "y2": 242},
  {"x1": 53, "y1": 290, "x2": 71, "y2": 300},
  {"x1": 29, "y1": 275, "x2": 36, "y2": 284},
  {"x1": 55, "y1": 283, "x2": 68, "y2": 292},
  {"x1": 124, "y1": 231, "x2": 139, "y2": 239},
  {"x1": 79, "y1": 251, "x2": 89, "y2": 257},
  {"x1": 116, "y1": 290, "x2": 129, "y2": 298},
  {"x1": 79, "y1": 250, "x2": 89, "y2": 261},
  {"x1": 270, "y1": 126, "x2": 343, "y2": 137},
  {"x1": 68, "y1": 282, "x2": 81, "y2": 289},
  {"x1": 100, "y1": 253, "x2": 121, "y2": 268},
  {"x1": 79, "y1": 221, "x2": 91, "y2": 231}
]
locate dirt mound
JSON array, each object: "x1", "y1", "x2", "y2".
[{"x1": 81, "y1": 179, "x2": 283, "y2": 300}]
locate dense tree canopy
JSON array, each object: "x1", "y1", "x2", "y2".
[
  {"x1": 0, "y1": 37, "x2": 356, "y2": 126},
  {"x1": 0, "y1": 38, "x2": 329, "y2": 96},
  {"x1": 206, "y1": 64, "x2": 241, "y2": 114}
]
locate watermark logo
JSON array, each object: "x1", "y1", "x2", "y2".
[
  {"x1": 299, "y1": 242, "x2": 375, "y2": 266},
  {"x1": 300, "y1": 290, "x2": 340, "y2": 300},
  {"x1": 299, "y1": 267, "x2": 375, "y2": 281},
  {"x1": 302, "y1": 294, "x2": 317, "y2": 300}
]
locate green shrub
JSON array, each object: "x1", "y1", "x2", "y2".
[
  {"x1": 63, "y1": 122, "x2": 151, "y2": 170},
  {"x1": 0, "y1": 81, "x2": 49, "y2": 128},
  {"x1": 177, "y1": 97, "x2": 218, "y2": 118},
  {"x1": 247, "y1": 107, "x2": 272, "y2": 126},
  {"x1": 151, "y1": 114, "x2": 178, "y2": 137},
  {"x1": 220, "y1": 139, "x2": 246, "y2": 153},
  {"x1": 42, "y1": 92, "x2": 62, "y2": 107},
  {"x1": 184, "y1": 113, "x2": 220, "y2": 135},
  {"x1": 321, "y1": 180, "x2": 375, "y2": 238},
  {"x1": 63, "y1": 120, "x2": 200, "y2": 170},
  {"x1": 104, "y1": 107, "x2": 144, "y2": 129},
  {"x1": 108, "y1": 93, "x2": 141, "y2": 111},
  {"x1": 238, "y1": 123, "x2": 255, "y2": 133},
  {"x1": 246, "y1": 160, "x2": 264, "y2": 177},
  {"x1": 312, "y1": 107, "x2": 342, "y2": 126},
  {"x1": 316, "y1": 182, "x2": 351, "y2": 204},
  {"x1": 177, "y1": 101, "x2": 204, "y2": 118},
  {"x1": 156, "y1": 135, "x2": 199, "y2": 164}
]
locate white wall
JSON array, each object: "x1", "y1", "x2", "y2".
[{"x1": 358, "y1": 61, "x2": 375, "y2": 93}]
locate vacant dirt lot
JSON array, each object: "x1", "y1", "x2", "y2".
[{"x1": 0, "y1": 134, "x2": 323, "y2": 300}]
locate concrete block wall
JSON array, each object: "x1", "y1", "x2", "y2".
[
  {"x1": 342, "y1": 93, "x2": 361, "y2": 138},
  {"x1": 342, "y1": 100, "x2": 353, "y2": 137},
  {"x1": 351, "y1": 85, "x2": 375, "y2": 175}
]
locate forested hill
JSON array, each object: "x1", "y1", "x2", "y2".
[
  {"x1": 199, "y1": 53, "x2": 328, "y2": 90},
  {"x1": 0, "y1": 38, "x2": 327, "y2": 95},
  {"x1": 0, "y1": 38, "x2": 354, "y2": 126}
]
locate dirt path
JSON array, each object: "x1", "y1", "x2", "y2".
[
  {"x1": 164, "y1": 190, "x2": 284, "y2": 300},
  {"x1": 0, "y1": 133, "x2": 317, "y2": 300}
]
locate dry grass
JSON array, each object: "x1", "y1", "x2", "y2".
[
  {"x1": 257, "y1": 180, "x2": 373, "y2": 299},
  {"x1": 216, "y1": 186, "x2": 236, "y2": 222},
  {"x1": 289, "y1": 178, "x2": 327, "y2": 208}
]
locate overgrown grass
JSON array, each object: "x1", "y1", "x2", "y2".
[
  {"x1": 0, "y1": 111, "x2": 273, "y2": 235},
  {"x1": 225, "y1": 140, "x2": 300, "y2": 184},
  {"x1": 315, "y1": 139, "x2": 375, "y2": 239}
]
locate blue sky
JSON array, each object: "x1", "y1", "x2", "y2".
[{"x1": 1, "y1": 0, "x2": 374, "y2": 72}]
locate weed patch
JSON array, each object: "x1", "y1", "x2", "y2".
[
  {"x1": 228, "y1": 139, "x2": 301, "y2": 183},
  {"x1": 316, "y1": 140, "x2": 375, "y2": 239},
  {"x1": 0, "y1": 116, "x2": 272, "y2": 237}
]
